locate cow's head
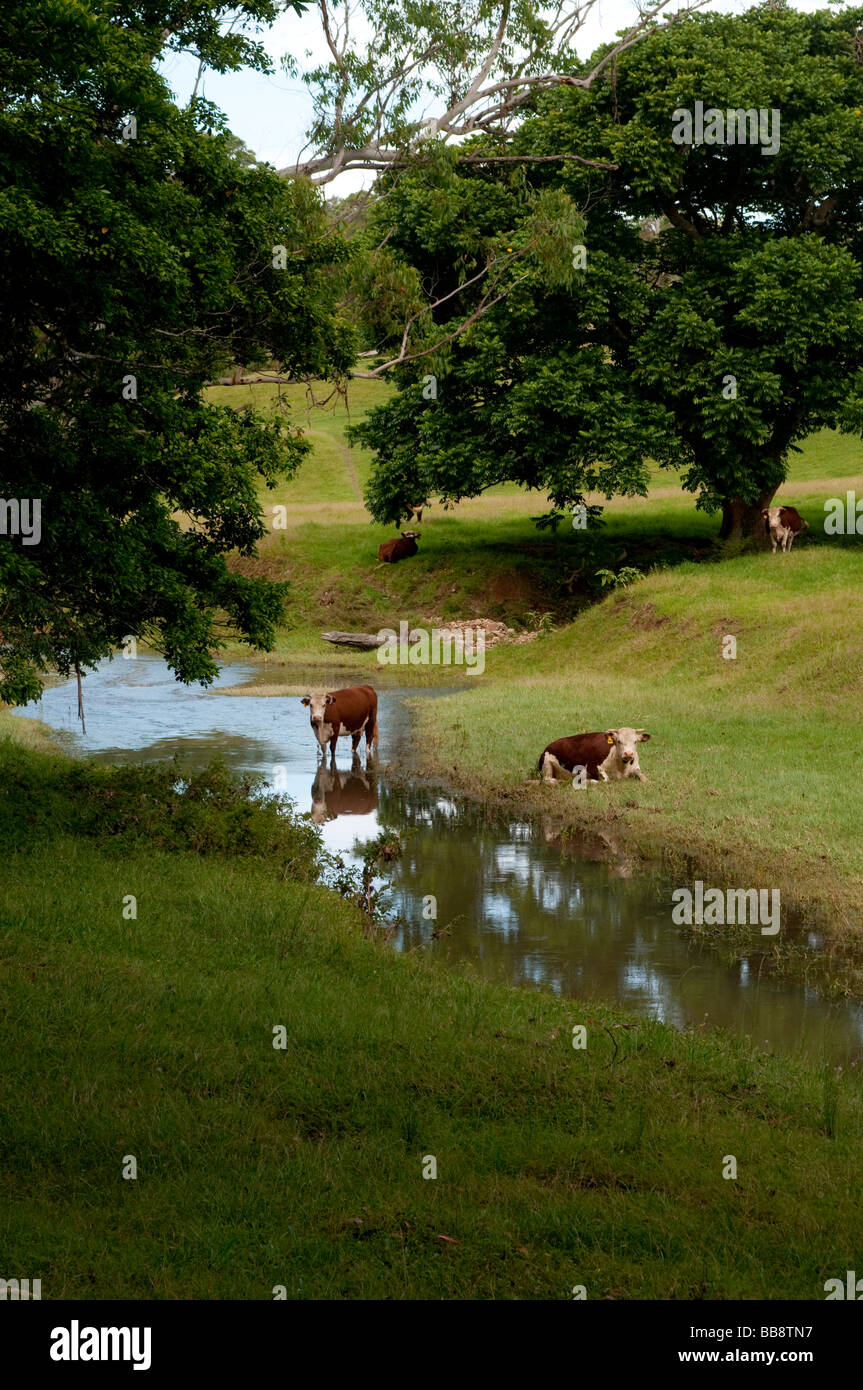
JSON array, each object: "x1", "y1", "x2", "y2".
[
  {"x1": 606, "y1": 727, "x2": 650, "y2": 765},
  {"x1": 301, "y1": 691, "x2": 335, "y2": 728},
  {"x1": 400, "y1": 530, "x2": 420, "y2": 540}
]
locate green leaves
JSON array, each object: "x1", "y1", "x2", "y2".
[
  {"x1": 357, "y1": 5, "x2": 863, "y2": 536},
  {"x1": 0, "y1": 2, "x2": 349, "y2": 699}
]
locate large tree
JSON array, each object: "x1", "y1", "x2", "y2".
[
  {"x1": 353, "y1": 4, "x2": 863, "y2": 538},
  {"x1": 282, "y1": 0, "x2": 711, "y2": 185},
  {"x1": 0, "y1": 0, "x2": 354, "y2": 705}
]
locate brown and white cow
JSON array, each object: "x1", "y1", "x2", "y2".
[
  {"x1": 310, "y1": 758, "x2": 378, "y2": 824},
  {"x1": 378, "y1": 531, "x2": 420, "y2": 563},
  {"x1": 301, "y1": 684, "x2": 378, "y2": 762},
  {"x1": 762, "y1": 505, "x2": 808, "y2": 553},
  {"x1": 539, "y1": 728, "x2": 651, "y2": 787}
]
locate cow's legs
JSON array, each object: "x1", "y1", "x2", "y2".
[
  {"x1": 541, "y1": 752, "x2": 563, "y2": 785},
  {"x1": 366, "y1": 720, "x2": 378, "y2": 757},
  {"x1": 328, "y1": 733, "x2": 339, "y2": 763},
  {"x1": 351, "y1": 730, "x2": 363, "y2": 754}
]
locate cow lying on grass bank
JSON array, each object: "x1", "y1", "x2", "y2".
[
  {"x1": 537, "y1": 728, "x2": 651, "y2": 787},
  {"x1": 378, "y1": 531, "x2": 420, "y2": 563}
]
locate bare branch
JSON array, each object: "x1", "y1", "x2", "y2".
[
  {"x1": 454, "y1": 151, "x2": 617, "y2": 169},
  {"x1": 352, "y1": 238, "x2": 542, "y2": 379},
  {"x1": 281, "y1": 0, "x2": 713, "y2": 185}
]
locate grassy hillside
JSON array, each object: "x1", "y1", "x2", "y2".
[
  {"x1": 200, "y1": 380, "x2": 863, "y2": 940},
  {"x1": 408, "y1": 544, "x2": 863, "y2": 955},
  {"x1": 2, "y1": 738, "x2": 862, "y2": 1300},
  {"x1": 4, "y1": 389, "x2": 863, "y2": 1300},
  {"x1": 206, "y1": 380, "x2": 863, "y2": 673}
]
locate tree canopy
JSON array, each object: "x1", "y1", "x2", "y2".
[
  {"x1": 353, "y1": 4, "x2": 863, "y2": 537},
  {"x1": 282, "y1": 0, "x2": 711, "y2": 184},
  {"x1": 0, "y1": 0, "x2": 353, "y2": 704}
]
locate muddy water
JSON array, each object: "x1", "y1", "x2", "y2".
[{"x1": 17, "y1": 654, "x2": 863, "y2": 1062}]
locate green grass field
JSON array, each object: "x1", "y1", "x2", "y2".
[
  {"x1": 207, "y1": 379, "x2": 863, "y2": 666},
  {"x1": 205, "y1": 379, "x2": 863, "y2": 938},
  {"x1": 4, "y1": 380, "x2": 862, "y2": 1301},
  {"x1": 2, "y1": 740, "x2": 862, "y2": 1300}
]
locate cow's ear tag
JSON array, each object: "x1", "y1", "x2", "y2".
[{"x1": 607, "y1": 736, "x2": 614, "y2": 745}]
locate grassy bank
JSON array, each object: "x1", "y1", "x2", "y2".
[
  {"x1": 405, "y1": 544, "x2": 863, "y2": 958},
  {"x1": 201, "y1": 380, "x2": 863, "y2": 947},
  {"x1": 2, "y1": 738, "x2": 863, "y2": 1300},
  {"x1": 208, "y1": 377, "x2": 863, "y2": 669}
]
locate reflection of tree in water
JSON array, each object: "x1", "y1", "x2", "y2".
[
  {"x1": 365, "y1": 782, "x2": 857, "y2": 1055},
  {"x1": 375, "y1": 784, "x2": 685, "y2": 1005}
]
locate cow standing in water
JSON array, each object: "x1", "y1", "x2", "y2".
[{"x1": 301, "y1": 684, "x2": 378, "y2": 763}]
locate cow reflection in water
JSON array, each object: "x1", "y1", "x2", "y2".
[
  {"x1": 540, "y1": 816, "x2": 633, "y2": 877},
  {"x1": 311, "y1": 756, "x2": 378, "y2": 825}
]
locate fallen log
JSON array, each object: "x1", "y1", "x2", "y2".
[
  {"x1": 321, "y1": 630, "x2": 385, "y2": 649},
  {"x1": 215, "y1": 374, "x2": 296, "y2": 386}
]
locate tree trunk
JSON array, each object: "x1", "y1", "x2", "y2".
[
  {"x1": 719, "y1": 489, "x2": 778, "y2": 542},
  {"x1": 321, "y1": 631, "x2": 385, "y2": 649}
]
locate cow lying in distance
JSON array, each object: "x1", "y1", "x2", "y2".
[
  {"x1": 762, "y1": 506, "x2": 808, "y2": 553},
  {"x1": 301, "y1": 684, "x2": 378, "y2": 762},
  {"x1": 378, "y1": 531, "x2": 420, "y2": 563},
  {"x1": 539, "y1": 728, "x2": 651, "y2": 787}
]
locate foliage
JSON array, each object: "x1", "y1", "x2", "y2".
[
  {"x1": 594, "y1": 566, "x2": 643, "y2": 589},
  {"x1": 328, "y1": 827, "x2": 407, "y2": 932},
  {"x1": 0, "y1": 743, "x2": 323, "y2": 873},
  {"x1": 0, "y1": 0, "x2": 353, "y2": 703},
  {"x1": 285, "y1": 0, "x2": 707, "y2": 184},
  {"x1": 351, "y1": 6, "x2": 863, "y2": 536},
  {"x1": 524, "y1": 609, "x2": 556, "y2": 634}
]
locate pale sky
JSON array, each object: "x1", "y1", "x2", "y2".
[{"x1": 157, "y1": 0, "x2": 837, "y2": 193}]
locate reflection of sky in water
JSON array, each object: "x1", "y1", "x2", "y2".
[
  {"x1": 320, "y1": 810, "x2": 379, "y2": 858},
  {"x1": 15, "y1": 653, "x2": 863, "y2": 1062},
  {"x1": 494, "y1": 844, "x2": 532, "y2": 879},
  {"x1": 481, "y1": 892, "x2": 521, "y2": 939},
  {"x1": 622, "y1": 960, "x2": 687, "y2": 1028}
]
